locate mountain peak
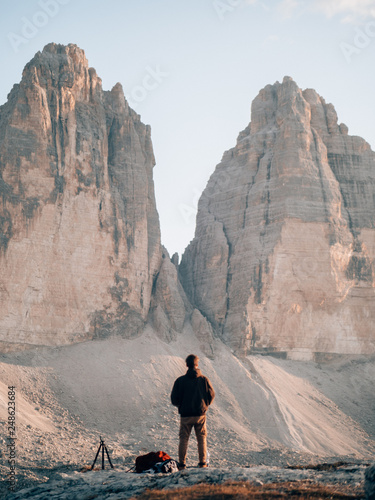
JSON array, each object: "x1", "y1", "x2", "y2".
[
  {"x1": 0, "y1": 44, "x2": 162, "y2": 350},
  {"x1": 282, "y1": 75, "x2": 295, "y2": 84},
  {"x1": 19, "y1": 43, "x2": 102, "y2": 107},
  {"x1": 27, "y1": 42, "x2": 89, "y2": 73},
  {"x1": 181, "y1": 79, "x2": 375, "y2": 360}
]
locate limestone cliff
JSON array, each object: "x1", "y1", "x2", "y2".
[
  {"x1": 180, "y1": 77, "x2": 375, "y2": 360},
  {"x1": 0, "y1": 43, "x2": 162, "y2": 350}
]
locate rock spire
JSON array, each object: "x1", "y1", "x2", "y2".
[
  {"x1": 180, "y1": 76, "x2": 375, "y2": 360},
  {"x1": 0, "y1": 43, "x2": 161, "y2": 350}
]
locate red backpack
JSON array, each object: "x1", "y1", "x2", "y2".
[{"x1": 135, "y1": 451, "x2": 171, "y2": 473}]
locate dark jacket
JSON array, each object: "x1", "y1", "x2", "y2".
[{"x1": 171, "y1": 368, "x2": 215, "y2": 417}]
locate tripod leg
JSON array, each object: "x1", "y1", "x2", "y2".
[
  {"x1": 91, "y1": 443, "x2": 102, "y2": 470},
  {"x1": 105, "y1": 445, "x2": 114, "y2": 468},
  {"x1": 102, "y1": 442, "x2": 105, "y2": 469}
]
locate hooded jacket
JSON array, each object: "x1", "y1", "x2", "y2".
[{"x1": 171, "y1": 368, "x2": 215, "y2": 417}]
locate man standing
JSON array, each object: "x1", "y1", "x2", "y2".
[{"x1": 171, "y1": 354, "x2": 215, "y2": 469}]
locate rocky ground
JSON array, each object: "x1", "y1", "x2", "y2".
[
  {"x1": 4, "y1": 462, "x2": 371, "y2": 499},
  {"x1": 1, "y1": 327, "x2": 374, "y2": 497}
]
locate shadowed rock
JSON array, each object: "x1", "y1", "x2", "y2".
[{"x1": 365, "y1": 463, "x2": 375, "y2": 500}]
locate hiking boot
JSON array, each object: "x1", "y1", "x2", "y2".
[
  {"x1": 198, "y1": 462, "x2": 208, "y2": 468},
  {"x1": 178, "y1": 463, "x2": 186, "y2": 470}
]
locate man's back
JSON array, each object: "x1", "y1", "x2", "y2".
[{"x1": 171, "y1": 367, "x2": 215, "y2": 417}]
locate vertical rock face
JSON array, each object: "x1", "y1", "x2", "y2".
[
  {"x1": 149, "y1": 246, "x2": 215, "y2": 356},
  {"x1": 0, "y1": 44, "x2": 162, "y2": 350},
  {"x1": 180, "y1": 77, "x2": 375, "y2": 360},
  {"x1": 150, "y1": 247, "x2": 189, "y2": 343}
]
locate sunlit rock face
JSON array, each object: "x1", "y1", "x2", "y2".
[
  {"x1": 0, "y1": 43, "x2": 162, "y2": 351},
  {"x1": 180, "y1": 77, "x2": 375, "y2": 360}
]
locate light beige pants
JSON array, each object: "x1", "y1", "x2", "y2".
[{"x1": 178, "y1": 415, "x2": 207, "y2": 465}]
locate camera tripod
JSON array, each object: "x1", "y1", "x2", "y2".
[{"x1": 91, "y1": 437, "x2": 114, "y2": 470}]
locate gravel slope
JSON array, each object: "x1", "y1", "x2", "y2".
[{"x1": 1, "y1": 325, "x2": 374, "y2": 496}]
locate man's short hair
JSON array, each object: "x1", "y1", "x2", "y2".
[{"x1": 186, "y1": 354, "x2": 199, "y2": 368}]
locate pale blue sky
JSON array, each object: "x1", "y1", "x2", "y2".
[{"x1": 1, "y1": 0, "x2": 374, "y2": 255}]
